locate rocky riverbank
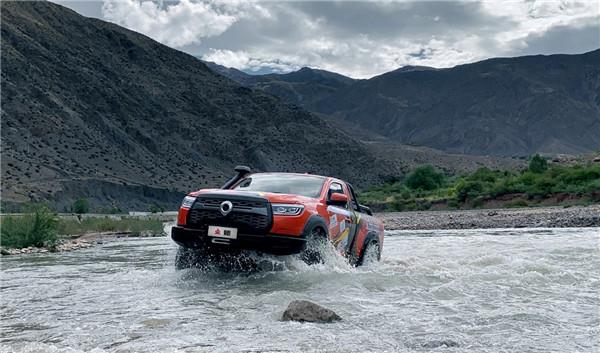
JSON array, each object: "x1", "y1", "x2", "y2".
[{"x1": 378, "y1": 205, "x2": 600, "y2": 231}]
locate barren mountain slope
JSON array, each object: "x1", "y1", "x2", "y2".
[{"x1": 0, "y1": 1, "x2": 396, "y2": 211}]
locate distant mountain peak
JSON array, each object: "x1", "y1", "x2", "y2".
[{"x1": 391, "y1": 65, "x2": 436, "y2": 73}]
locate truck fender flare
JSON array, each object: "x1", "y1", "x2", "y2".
[{"x1": 301, "y1": 215, "x2": 329, "y2": 239}]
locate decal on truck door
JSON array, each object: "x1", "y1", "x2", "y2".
[{"x1": 327, "y1": 205, "x2": 356, "y2": 253}]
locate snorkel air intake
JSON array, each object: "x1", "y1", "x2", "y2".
[{"x1": 221, "y1": 165, "x2": 252, "y2": 189}]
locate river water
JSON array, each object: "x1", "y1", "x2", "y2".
[{"x1": 1, "y1": 227, "x2": 599, "y2": 352}]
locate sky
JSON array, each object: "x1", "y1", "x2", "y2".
[{"x1": 55, "y1": 0, "x2": 600, "y2": 78}]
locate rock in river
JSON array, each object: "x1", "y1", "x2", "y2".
[
  {"x1": 282, "y1": 300, "x2": 342, "y2": 323},
  {"x1": 422, "y1": 339, "x2": 460, "y2": 348}
]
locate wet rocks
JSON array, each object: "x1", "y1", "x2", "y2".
[
  {"x1": 52, "y1": 240, "x2": 95, "y2": 252},
  {"x1": 1, "y1": 246, "x2": 50, "y2": 255},
  {"x1": 282, "y1": 300, "x2": 342, "y2": 323},
  {"x1": 422, "y1": 339, "x2": 460, "y2": 348},
  {"x1": 0, "y1": 240, "x2": 95, "y2": 255},
  {"x1": 77, "y1": 231, "x2": 134, "y2": 241}
]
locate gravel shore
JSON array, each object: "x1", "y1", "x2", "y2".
[{"x1": 378, "y1": 205, "x2": 600, "y2": 231}]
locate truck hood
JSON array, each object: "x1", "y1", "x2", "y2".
[{"x1": 189, "y1": 189, "x2": 318, "y2": 204}]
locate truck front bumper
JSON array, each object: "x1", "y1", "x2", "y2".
[{"x1": 171, "y1": 226, "x2": 306, "y2": 255}]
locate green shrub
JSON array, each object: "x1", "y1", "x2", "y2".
[
  {"x1": 469, "y1": 167, "x2": 498, "y2": 183},
  {"x1": 148, "y1": 203, "x2": 165, "y2": 213},
  {"x1": 489, "y1": 177, "x2": 519, "y2": 197},
  {"x1": 72, "y1": 199, "x2": 90, "y2": 214},
  {"x1": 560, "y1": 164, "x2": 600, "y2": 184},
  {"x1": 528, "y1": 176, "x2": 555, "y2": 197},
  {"x1": 528, "y1": 154, "x2": 548, "y2": 174},
  {"x1": 456, "y1": 180, "x2": 485, "y2": 202},
  {"x1": 586, "y1": 179, "x2": 600, "y2": 194},
  {"x1": 405, "y1": 165, "x2": 445, "y2": 191},
  {"x1": 1, "y1": 206, "x2": 58, "y2": 248}
]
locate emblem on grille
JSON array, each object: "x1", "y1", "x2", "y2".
[{"x1": 219, "y1": 200, "x2": 233, "y2": 216}]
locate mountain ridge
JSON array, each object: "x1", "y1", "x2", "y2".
[
  {"x1": 318, "y1": 49, "x2": 600, "y2": 155},
  {"x1": 209, "y1": 50, "x2": 600, "y2": 156},
  {"x1": 203, "y1": 61, "x2": 356, "y2": 109}
]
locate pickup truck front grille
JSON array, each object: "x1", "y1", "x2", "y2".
[
  {"x1": 186, "y1": 195, "x2": 272, "y2": 235},
  {"x1": 188, "y1": 209, "x2": 270, "y2": 231},
  {"x1": 196, "y1": 198, "x2": 265, "y2": 210}
]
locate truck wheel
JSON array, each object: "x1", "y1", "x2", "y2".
[
  {"x1": 358, "y1": 239, "x2": 380, "y2": 266},
  {"x1": 300, "y1": 226, "x2": 327, "y2": 265},
  {"x1": 175, "y1": 247, "x2": 203, "y2": 270}
]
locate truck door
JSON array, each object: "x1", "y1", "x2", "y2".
[
  {"x1": 325, "y1": 181, "x2": 357, "y2": 255},
  {"x1": 345, "y1": 183, "x2": 368, "y2": 261}
]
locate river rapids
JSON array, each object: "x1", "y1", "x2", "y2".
[{"x1": 1, "y1": 227, "x2": 598, "y2": 352}]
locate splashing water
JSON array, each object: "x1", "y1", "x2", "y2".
[{"x1": 1, "y1": 227, "x2": 598, "y2": 352}]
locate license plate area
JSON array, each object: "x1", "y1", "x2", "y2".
[{"x1": 208, "y1": 226, "x2": 238, "y2": 239}]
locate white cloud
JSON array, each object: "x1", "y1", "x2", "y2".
[
  {"x1": 203, "y1": 49, "x2": 301, "y2": 73},
  {"x1": 94, "y1": 0, "x2": 600, "y2": 78},
  {"x1": 481, "y1": 0, "x2": 600, "y2": 52},
  {"x1": 203, "y1": 33, "x2": 488, "y2": 78},
  {"x1": 101, "y1": 0, "x2": 239, "y2": 47},
  {"x1": 199, "y1": 1, "x2": 598, "y2": 78}
]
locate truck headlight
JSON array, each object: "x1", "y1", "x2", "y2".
[
  {"x1": 181, "y1": 196, "x2": 196, "y2": 209},
  {"x1": 272, "y1": 204, "x2": 304, "y2": 216}
]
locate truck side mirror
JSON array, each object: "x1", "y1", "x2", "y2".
[{"x1": 327, "y1": 193, "x2": 348, "y2": 207}]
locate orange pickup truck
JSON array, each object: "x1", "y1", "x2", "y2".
[{"x1": 172, "y1": 166, "x2": 384, "y2": 268}]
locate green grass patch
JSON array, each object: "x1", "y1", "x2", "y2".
[
  {"x1": 2, "y1": 208, "x2": 165, "y2": 249},
  {"x1": 57, "y1": 217, "x2": 164, "y2": 236},
  {"x1": 1, "y1": 206, "x2": 59, "y2": 248}
]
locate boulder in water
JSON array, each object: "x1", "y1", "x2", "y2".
[
  {"x1": 422, "y1": 339, "x2": 460, "y2": 348},
  {"x1": 281, "y1": 300, "x2": 342, "y2": 323}
]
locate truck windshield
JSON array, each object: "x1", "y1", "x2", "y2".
[{"x1": 234, "y1": 174, "x2": 325, "y2": 198}]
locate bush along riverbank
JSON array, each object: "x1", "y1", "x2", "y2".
[
  {"x1": 0, "y1": 206, "x2": 166, "y2": 254},
  {"x1": 360, "y1": 155, "x2": 600, "y2": 212}
]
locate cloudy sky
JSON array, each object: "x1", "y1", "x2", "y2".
[{"x1": 56, "y1": 0, "x2": 600, "y2": 78}]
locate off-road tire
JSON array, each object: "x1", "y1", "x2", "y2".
[
  {"x1": 357, "y1": 239, "x2": 380, "y2": 266},
  {"x1": 300, "y1": 226, "x2": 328, "y2": 265}
]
